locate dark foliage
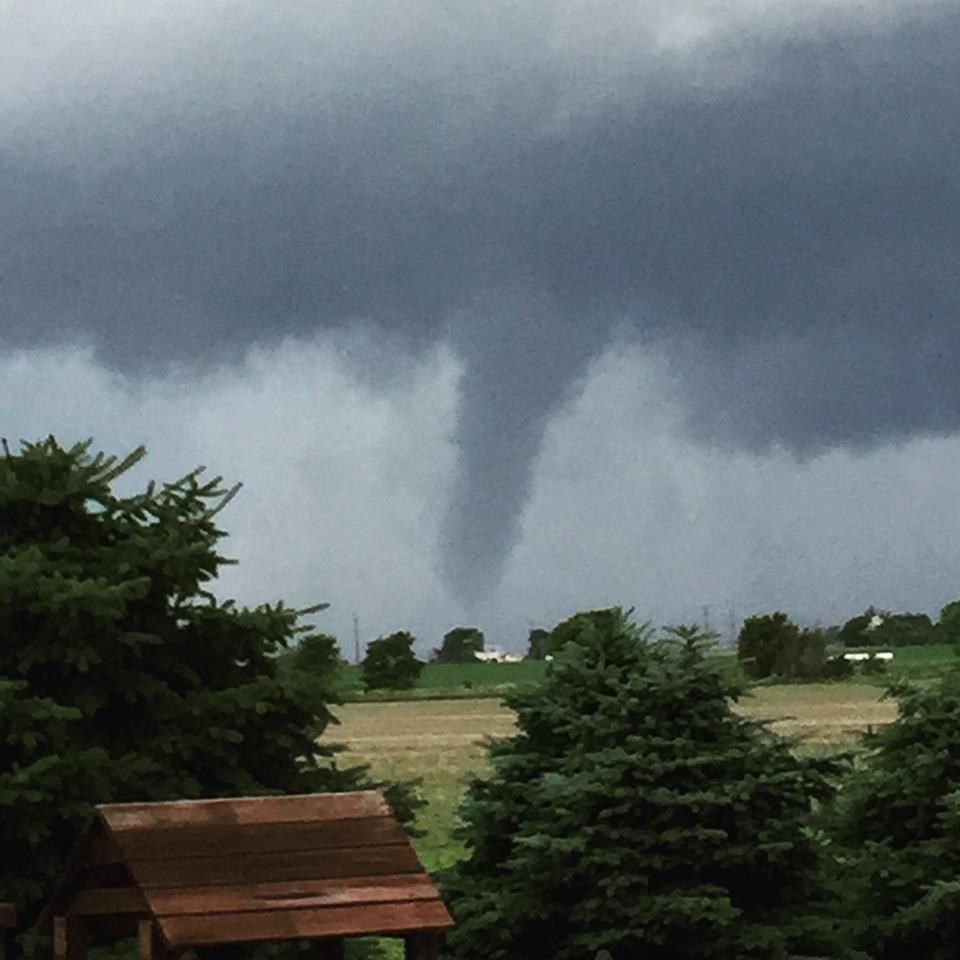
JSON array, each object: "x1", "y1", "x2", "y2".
[
  {"x1": 441, "y1": 609, "x2": 841, "y2": 960},
  {"x1": 871, "y1": 613, "x2": 940, "y2": 647},
  {"x1": 433, "y1": 627, "x2": 484, "y2": 663},
  {"x1": 0, "y1": 437, "x2": 421, "y2": 951},
  {"x1": 831, "y1": 670, "x2": 960, "y2": 960},
  {"x1": 362, "y1": 631, "x2": 423, "y2": 690},
  {"x1": 525, "y1": 628, "x2": 550, "y2": 660},
  {"x1": 737, "y1": 613, "x2": 828, "y2": 680}
]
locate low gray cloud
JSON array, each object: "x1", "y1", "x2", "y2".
[
  {"x1": 0, "y1": 339, "x2": 464, "y2": 654},
  {"x1": 5, "y1": 341, "x2": 958, "y2": 658},
  {"x1": 2, "y1": 0, "x2": 959, "y2": 601},
  {"x1": 486, "y1": 342, "x2": 960, "y2": 645}
]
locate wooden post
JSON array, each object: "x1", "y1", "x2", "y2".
[
  {"x1": 0, "y1": 903, "x2": 14, "y2": 960},
  {"x1": 53, "y1": 916, "x2": 87, "y2": 960},
  {"x1": 310, "y1": 938, "x2": 345, "y2": 960},
  {"x1": 404, "y1": 932, "x2": 440, "y2": 960},
  {"x1": 138, "y1": 920, "x2": 175, "y2": 960}
]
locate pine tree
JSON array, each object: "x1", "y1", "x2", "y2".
[
  {"x1": 831, "y1": 670, "x2": 960, "y2": 960},
  {"x1": 0, "y1": 437, "x2": 419, "y2": 935},
  {"x1": 440, "y1": 609, "x2": 841, "y2": 960}
]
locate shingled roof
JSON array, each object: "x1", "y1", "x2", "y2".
[{"x1": 41, "y1": 791, "x2": 453, "y2": 954}]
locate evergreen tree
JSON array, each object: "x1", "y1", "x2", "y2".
[
  {"x1": 545, "y1": 608, "x2": 622, "y2": 659},
  {"x1": 362, "y1": 631, "x2": 423, "y2": 690},
  {"x1": 831, "y1": 671, "x2": 960, "y2": 960},
  {"x1": 441, "y1": 609, "x2": 840, "y2": 960},
  {"x1": 0, "y1": 437, "x2": 420, "y2": 936}
]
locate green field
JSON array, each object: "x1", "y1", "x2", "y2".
[
  {"x1": 334, "y1": 643, "x2": 958, "y2": 701},
  {"x1": 336, "y1": 650, "x2": 742, "y2": 701},
  {"x1": 838, "y1": 642, "x2": 957, "y2": 679},
  {"x1": 335, "y1": 659, "x2": 548, "y2": 701}
]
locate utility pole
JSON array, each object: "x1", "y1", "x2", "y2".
[
  {"x1": 353, "y1": 613, "x2": 360, "y2": 664},
  {"x1": 701, "y1": 604, "x2": 711, "y2": 633}
]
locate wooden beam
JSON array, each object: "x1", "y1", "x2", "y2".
[
  {"x1": 310, "y1": 938, "x2": 345, "y2": 960},
  {"x1": 118, "y1": 817, "x2": 407, "y2": 861},
  {"x1": 103, "y1": 793, "x2": 390, "y2": 832},
  {"x1": 132, "y1": 844, "x2": 423, "y2": 889},
  {"x1": 148, "y1": 875, "x2": 437, "y2": 917},
  {"x1": 404, "y1": 932, "x2": 440, "y2": 960},
  {"x1": 53, "y1": 916, "x2": 88, "y2": 960},
  {"x1": 71, "y1": 887, "x2": 148, "y2": 916},
  {"x1": 162, "y1": 900, "x2": 454, "y2": 947}
]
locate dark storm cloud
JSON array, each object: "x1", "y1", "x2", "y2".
[{"x1": 3, "y1": 2, "x2": 960, "y2": 598}]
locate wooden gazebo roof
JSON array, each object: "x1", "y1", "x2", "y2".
[{"x1": 41, "y1": 791, "x2": 453, "y2": 960}]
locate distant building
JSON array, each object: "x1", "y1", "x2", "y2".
[{"x1": 475, "y1": 646, "x2": 524, "y2": 663}]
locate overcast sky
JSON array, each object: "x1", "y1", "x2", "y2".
[{"x1": 3, "y1": 0, "x2": 960, "y2": 656}]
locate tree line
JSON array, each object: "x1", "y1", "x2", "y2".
[{"x1": 317, "y1": 600, "x2": 960, "y2": 693}]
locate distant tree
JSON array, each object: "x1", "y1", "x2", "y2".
[
  {"x1": 838, "y1": 607, "x2": 880, "y2": 647},
  {"x1": 737, "y1": 613, "x2": 827, "y2": 680},
  {"x1": 737, "y1": 612, "x2": 795, "y2": 679},
  {"x1": 939, "y1": 600, "x2": 960, "y2": 645},
  {"x1": 287, "y1": 632, "x2": 345, "y2": 675},
  {"x1": 832, "y1": 671, "x2": 960, "y2": 960},
  {"x1": 0, "y1": 437, "x2": 422, "y2": 942},
  {"x1": 820, "y1": 654, "x2": 855, "y2": 681},
  {"x1": 823, "y1": 624, "x2": 842, "y2": 645},
  {"x1": 544, "y1": 608, "x2": 624, "y2": 659},
  {"x1": 663, "y1": 622, "x2": 720, "y2": 647},
  {"x1": 796, "y1": 627, "x2": 829, "y2": 678},
  {"x1": 871, "y1": 612, "x2": 939, "y2": 647},
  {"x1": 362, "y1": 631, "x2": 423, "y2": 690},
  {"x1": 275, "y1": 632, "x2": 346, "y2": 715},
  {"x1": 433, "y1": 626, "x2": 484, "y2": 663},
  {"x1": 441, "y1": 608, "x2": 842, "y2": 960},
  {"x1": 525, "y1": 628, "x2": 550, "y2": 660}
]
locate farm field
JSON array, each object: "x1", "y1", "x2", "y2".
[
  {"x1": 332, "y1": 682, "x2": 899, "y2": 872},
  {"x1": 333, "y1": 643, "x2": 957, "y2": 701},
  {"x1": 333, "y1": 659, "x2": 548, "y2": 701}
]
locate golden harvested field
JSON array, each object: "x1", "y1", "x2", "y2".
[
  {"x1": 331, "y1": 683, "x2": 898, "y2": 870},
  {"x1": 735, "y1": 683, "x2": 898, "y2": 743}
]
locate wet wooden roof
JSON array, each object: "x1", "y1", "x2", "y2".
[{"x1": 42, "y1": 791, "x2": 453, "y2": 948}]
